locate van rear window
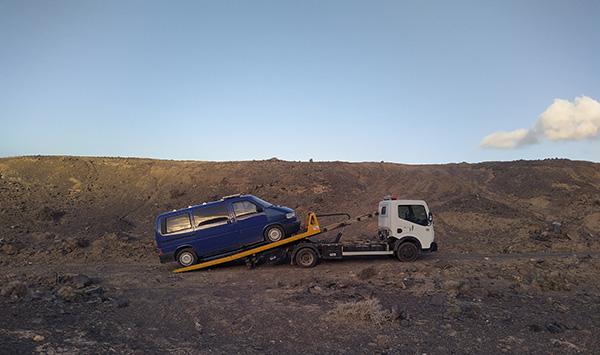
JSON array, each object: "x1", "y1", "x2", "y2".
[{"x1": 165, "y1": 214, "x2": 192, "y2": 234}]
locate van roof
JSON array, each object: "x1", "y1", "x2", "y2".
[{"x1": 158, "y1": 194, "x2": 252, "y2": 218}]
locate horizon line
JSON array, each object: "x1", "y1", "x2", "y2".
[{"x1": 1, "y1": 154, "x2": 597, "y2": 166}]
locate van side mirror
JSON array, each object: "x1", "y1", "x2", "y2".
[{"x1": 428, "y1": 212, "x2": 433, "y2": 224}]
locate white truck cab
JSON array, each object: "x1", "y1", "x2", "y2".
[{"x1": 378, "y1": 196, "x2": 437, "y2": 261}]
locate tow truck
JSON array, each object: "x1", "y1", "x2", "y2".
[{"x1": 174, "y1": 196, "x2": 437, "y2": 273}]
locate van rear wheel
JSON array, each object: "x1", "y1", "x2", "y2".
[
  {"x1": 265, "y1": 225, "x2": 284, "y2": 243},
  {"x1": 395, "y1": 242, "x2": 419, "y2": 262},
  {"x1": 176, "y1": 248, "x2": 198, "y2": 267}
]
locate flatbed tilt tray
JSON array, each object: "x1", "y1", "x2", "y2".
[{"x1": 174, "y1": 210, "x2": 417, "y2": 272}]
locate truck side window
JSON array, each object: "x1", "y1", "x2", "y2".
[
  {"x1": 398, "y1": 205, "x2": 411, "y2": 220},
  {"x1": 410, "y1": 205, "x2": 428, "y2": 226},
  {"x1": 381, "y1": 206, "x2": 386, "y2": 215},
  {"x1": 165, "y1": 213, "x2": 192, "y2": 234},
  {"x1": 192, "y1": 204, "x2": 230, "y2": 230},
  {"x1": 233, "y1": 201, "x2": 258, "y2": 217},
  {"x1": 398, "y1": 205, "x2": 429, "y2": 226}
]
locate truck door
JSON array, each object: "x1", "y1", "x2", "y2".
[
  {"x1": 232, "y1": 200, "x2": 268, "y2": 246},
  {"x1": 396, "y1": 205, "x2": 414, "y2": 235},
  {"x1": 397, "y1": 204, "x2": 434, "y2": 248},
  {"x1": 190, "y1": 203, "x2": 239, "y2": 257}
]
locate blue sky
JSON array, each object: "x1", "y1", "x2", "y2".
[{"x1": 1, "y1": 0, "x2": 598, "y2": 163}]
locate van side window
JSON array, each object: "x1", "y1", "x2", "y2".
[
  {"x1": 233, "y1": 201, "x2": 258, "y2": 218},
  {"x1": 398, "y1": 205, "x2": 429, "y2": 226},
  {"x1": 380, "y1": 206, "x2": 387, "y2": 215},
  {"x1": 165, "y1": 213, "x2": 192, "y2": 234},
  {"x1": 192, "y1": 204, "x2": 230, "y2": 230}
]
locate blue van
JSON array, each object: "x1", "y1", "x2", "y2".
[{"x1": 155, "y1": 194, "x2": 301, "y2": 267}]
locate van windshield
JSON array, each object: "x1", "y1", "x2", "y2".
[{"x1": 250, "y1": 196, "x2": 273, "y2": 208}]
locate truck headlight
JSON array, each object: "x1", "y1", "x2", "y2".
[{"x1": 286, "y1": 212, "x2": 296, "y2": 219}]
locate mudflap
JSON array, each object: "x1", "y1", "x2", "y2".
[{"x1": 429, "y1": 242, "x2": 438, "y2": 252}]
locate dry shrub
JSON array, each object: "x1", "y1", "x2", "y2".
[{"x1": 326, "y1": 297, "x2": 392, "y2": 326}]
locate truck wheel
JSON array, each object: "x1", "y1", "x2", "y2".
[
  {"x1": 176, "y1": 248, "x2": 198, "y2": 267},
  {"x1": 294, "y1": 248, "x2": 318, "y2": 268},
  {"x1": 395, "y1": 242, "x2": 419, "y2": 262},
  {"x1": 265, "y1": 225, "x2": 284, "y2": 242}
]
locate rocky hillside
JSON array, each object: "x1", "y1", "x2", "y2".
[
  {"x1": 2, "y1": 156, "x2": 600, "y2": 353},
  {"x1": 0, "y1": 156, "x2": 599, "y2": 265}
]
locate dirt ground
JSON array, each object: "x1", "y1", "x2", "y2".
[{"x1": 1, "y1": 156, "x2": 599, "y2": 354}]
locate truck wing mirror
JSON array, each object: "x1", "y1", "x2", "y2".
[{"x1": 428, "y1": 212, "x2": 433, "y2": 223}]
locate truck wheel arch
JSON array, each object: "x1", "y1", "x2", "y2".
[
  {"x1": 290, "y1": 243, "x2": 320, "y2": 265},
  {"x1": 392, "y1": 236, "x2": 422, "y2": 250},
  {"x1": 393, "y1": 237, "x2": 421, "y2": 262}
]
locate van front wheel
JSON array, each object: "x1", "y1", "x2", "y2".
[
  {"x1": 176, "y1": 248, "x2": 198, "y2": 267},
  {"x1": 265, "y1": 225, "x2": 284, "y2": 243}
]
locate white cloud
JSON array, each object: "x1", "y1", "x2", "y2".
[
  {"x1": 480, "y1": 129, "x2": 536, "y2": 149},
  {"x1": 481, "y1": 96, "x2": 600, "y2": 149},
  {"x1": 535, "y1": 96, "x2": 600, "y2": 141}
]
